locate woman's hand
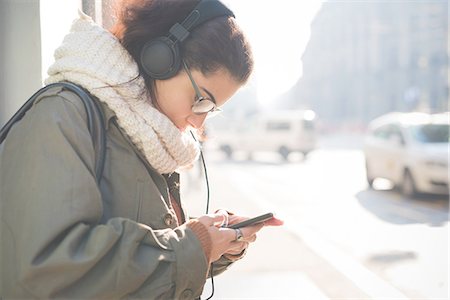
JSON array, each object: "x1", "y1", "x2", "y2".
[
  {"x1": 196, "y1": 213, "x2": 283, "y2": 262},
  {"x1": 224, "y1": 214, "x2": 284, "y2": 255},
  {"x1": 223, "y1": 222, "x2": 264, "y2": 256},
  {"x1": 197, "y1": 214, "x2": 244, "y2": 262}
]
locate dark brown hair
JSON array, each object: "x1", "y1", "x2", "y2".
[{"x1": 111, "y1": 0, "x2": 253, "y2": 97}]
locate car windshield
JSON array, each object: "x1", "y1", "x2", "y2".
[{"x1": 410, "y1": 124, "x2": 449, "y2": 143}]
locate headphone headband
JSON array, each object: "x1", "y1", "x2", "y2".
[
  {"x1": 140, "y1": 0, "x2": 235, "y2": 79},
  {"x1": 169, "y1": 0, "x2": 234, "y2": 43},
  {"x1": 181, "y1": 0, "x2": 235, "y2": 32}
]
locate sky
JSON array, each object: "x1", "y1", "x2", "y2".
[
  {"x1": 223, "y1": 0, "x2": 324, "y2": 106},
  {"x1": 40, "y1": 0, "x2": 324, "y2": 106}
]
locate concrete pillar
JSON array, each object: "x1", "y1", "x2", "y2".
[
  {"x1": 0, "y1": 0, "x2": 42, "y2": 127},
  {"x1": 0, "y1": 0, "x2": 82, "y2": 127}
]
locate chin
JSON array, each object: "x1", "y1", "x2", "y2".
[
  {"x1": 176, "y1": 122, "x2": 197, "y2": 133},
  {"x1": 184, "y1": 125, "x2": 198, "y2": 133},
  {"x1": 172, "y1": 120, "x2": 188, "y2": 131}
]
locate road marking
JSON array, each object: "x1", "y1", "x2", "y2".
[{"x1": 226, "y1": 167, "x2": 410, "y2": 300}]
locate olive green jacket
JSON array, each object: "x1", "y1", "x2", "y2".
[{"x1": 0, "y1": 86, "x2": 233, "y2": 299}]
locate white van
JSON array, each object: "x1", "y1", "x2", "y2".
[{"x1": 213, "y1": 110, "x2": 317, "y2": 160}]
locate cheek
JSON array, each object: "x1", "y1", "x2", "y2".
[
  {"x1": 160, "y1": 90, "x2": 191, "y2": 115},
  {"x1": 154, "y1": 76, "x2": 194, "y2": 130},
  {"x1": 168, "y1": 99, "x2": 192, "y2": 118},
  {"x1": 159, "y1": 96, "x2": 193, "y2": 129}
]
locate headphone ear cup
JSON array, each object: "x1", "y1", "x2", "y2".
[{"x1": 140, "y1": 37, "x2": 181, "y2": 80}]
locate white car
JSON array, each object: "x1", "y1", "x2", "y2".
[
  {"x1": 364, "y1": 112, "x2": 449, "y2": 197},
  {"x1": 214, "y1": 110, "x2": 317, "y2": 160}
]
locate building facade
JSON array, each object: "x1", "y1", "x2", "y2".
[{"x1": 285, "y1": 0, "x2": 448, "y2": 128}]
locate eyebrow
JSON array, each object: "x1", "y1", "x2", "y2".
[{"x1": 201, "y1": 87, "x2": 217, "y2": 104}]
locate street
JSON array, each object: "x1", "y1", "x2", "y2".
[
  {"x1": 0, "y1": 0, "x2": 447, "y2": 299},
  {"x1": 180, "y1": 134, "x2": 449, "y2": 299}
]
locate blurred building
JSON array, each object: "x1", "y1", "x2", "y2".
[{"x1": 282, "y1": 0, "x2": 448, "y2": 129}]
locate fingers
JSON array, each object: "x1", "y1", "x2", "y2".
[
  {"x1": 238, "y1": 222, "x2": 264, "y2": 238},
  {"x1": 248, "y1": 234, "x2": 257, "y2": 242},
  {"x1": 197, "y1": 213, "x2": 229, "y2": 227},
  {"x1": 264, "y1": 216, "x2": 284, "y2": 226},
  {"x1": 198, "y1": 212, "x2": 283, "y2": 262},
  {"x1": 215, "y1": 209, "x2": 229, "y2": 227},
  {"x1": 230, "y1": 224, "x2": 261, "y2": 243},
  {"x1": 226, "y1": 241, "x2": 249, "y2": 255}
]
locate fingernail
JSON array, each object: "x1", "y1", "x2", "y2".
[{"x1": 216, "y1": 209, "x2": 229, "y2": 227}]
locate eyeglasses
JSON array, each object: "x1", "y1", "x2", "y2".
[{"x1": 182, "y1": 61, "x2": 221, "y2": 115}]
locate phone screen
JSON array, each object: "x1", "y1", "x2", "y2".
[{"x1": 228, "y1": 213, "x2": 274, "y2": 229}]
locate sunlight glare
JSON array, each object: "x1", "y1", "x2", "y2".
[
  {"x1": 40, "y1": 0, "x2": 80, "y2": 82},
  {"x1": 223, "y1": 0, "x2": 324, "y2": 106}
]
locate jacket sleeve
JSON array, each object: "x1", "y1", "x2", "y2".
[
  {"x1": 0, "y1": 92, "x2": 208, "y2": 299},
  {"x1": 208, "y1": 250, "x2": 247, "y2": 277}
]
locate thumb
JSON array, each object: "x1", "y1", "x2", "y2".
[{"x1": 198, "y1": 213, "x2": 227, "y2": 227}]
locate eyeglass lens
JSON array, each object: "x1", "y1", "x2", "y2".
[
  {"x1": 192, "y1": 99, "x2": 217, "y2": 114},
  {"x1": 183, "y1": 60, "x2": 220, "y2": 115}
]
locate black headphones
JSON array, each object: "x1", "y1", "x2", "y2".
[{"x1": 139, "y1": 0, "x2": 235, "y2": 80}]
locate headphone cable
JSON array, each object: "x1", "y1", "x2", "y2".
[
  {"x1": 199, "y1": 150, "x2": 210, "y2": 214},
  {"x1": 191, "y1": 131, "x2": 215, "y2": 299}
]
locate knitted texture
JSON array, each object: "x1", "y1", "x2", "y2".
[
  {"x1": 45, "y1": 11, "x2": 199, "y2": 174},
  {"x1": 186, "y1": 220, "x2": 212, "y2": 263}
]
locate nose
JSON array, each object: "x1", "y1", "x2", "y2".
[{"x1": 187, "y1": 113, "x2": 208, "y2": 129}]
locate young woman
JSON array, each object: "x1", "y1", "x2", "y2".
[{"x1": 0, "y1": 0, "x2": 282, "y2": 298}]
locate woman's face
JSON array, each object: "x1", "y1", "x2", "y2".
[{"x1": 154, "y1": 67, "x2": 241, "y2": 131}]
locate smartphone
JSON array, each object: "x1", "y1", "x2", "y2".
[{"x1": 228, "y1": 213, "x2": 274, "y2": 229}]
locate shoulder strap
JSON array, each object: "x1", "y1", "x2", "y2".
[{"x1": 0, "y1": 82, "x2": 106, "y2": 184}]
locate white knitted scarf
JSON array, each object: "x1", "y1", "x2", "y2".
[{"x1": 45, "y1": 12, "x2": 199, "y2": 174}]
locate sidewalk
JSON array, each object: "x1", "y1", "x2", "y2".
[
  {"x1": 199, "y1": 224, "x2": 368, "y2": 299},
  {"x1": 201, "y1": 224, "x2": 330, "y2": 299},
  {"x1": 181, "y1": 166, "x2": 371, "y2": 300}
]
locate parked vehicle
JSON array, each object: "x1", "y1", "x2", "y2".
[
  {"x1": 215, "y1": 110, "x2": 317, "y2": 160},
  {"x1": 363, "y1": 112, "x2": 449, "y2": 197}
]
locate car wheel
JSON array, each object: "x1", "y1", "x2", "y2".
[
  {"x1": 402, "y1": 169, "x2": 417, "y2": 198},
  {"x1": 279, "y1": 146, "x2": 290, "y2": 161},
  {"x1": 247, "y1": 152, "x2": 253, "y2": 161},
  {"x1": 221, "y1": 145, "x2": 233, "y2": 159},
  {"x1": 365, "y1": 161, "x2": 375, "y2": 188},
  {"x1": 302, "y1": 151, "x2": 309, "y2": 159}
]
